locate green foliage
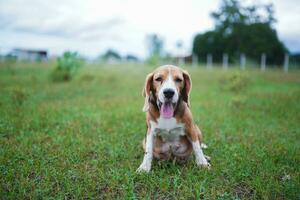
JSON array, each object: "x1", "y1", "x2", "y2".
[
  {"x1": 211, "y1": 0, "x2": 276, "y2": 28},
  {"x1": 0, "y1": 64, "x2": 300, "y2": 199},
  {"x1": 220, "y1": 72, "x2": 250, "y2": 108},
  {"x1": 192, "y1": 0, "x2": 288, "y2": 65},
  {"x1": 221, "y1": 72, "x2": 250, "y2": 93},
  {"x1": 51, "y1": 51, "x2": 83, "y2": 82},
  {"x1": 291, "y1": 53, "x2": 300, "y2": 67},
  {"x1": 146, "y1": 53, "x2": 161, "y2": 65},
  {"x1": 100, "y1": 49, "x2": 122, "y2": 61}
]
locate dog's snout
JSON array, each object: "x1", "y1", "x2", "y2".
[{"x1": 163, "y1": 89, "x2": 175, "y2": 99}]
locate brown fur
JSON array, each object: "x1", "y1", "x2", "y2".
[{"x1": 142, "y1": 65, "x2": 204, "y2": 160}]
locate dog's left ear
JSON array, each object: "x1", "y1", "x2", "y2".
[
  {"x1": 142, "y1": 72, "x2": 154, "y2": 112},
  {"x1": 182, "y1": 70, "x2": 192, "y2": 107}
]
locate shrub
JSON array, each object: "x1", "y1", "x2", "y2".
[
  {"x1": 219, "y1": 72, "x2": 251, "y2": 108},
  {"x1": 51, "y1": 51, "x2": 83, "y2": 82},
  {"x1": 220, "y1": 72, "x2": 250, "y2": 93},
  {"x1": 146, "y1": 54, "x2": 161, "y2": 65}
]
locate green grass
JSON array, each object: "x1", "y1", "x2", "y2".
[{"x1": 0, "y1": 63, "x2": 299, "y2": 199}]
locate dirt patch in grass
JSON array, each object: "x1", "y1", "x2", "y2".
[{"x1": 234, "y1": 182, "x2": 255, "y2": 199}]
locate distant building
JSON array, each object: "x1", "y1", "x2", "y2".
[
  {"x1": 173, "y1": 54, "x2": 192, "y2": 63},
  {"x1": 10, "y1": 48, "x2": 48, "y2": 61}
]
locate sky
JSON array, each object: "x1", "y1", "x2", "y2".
[{"x1": 0, "y1": 0, "x2": 299, "y2": 59}]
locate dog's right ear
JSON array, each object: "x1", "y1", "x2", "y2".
[{"x1": 142, "y1": 72, "x2": 154, "y2": 112}]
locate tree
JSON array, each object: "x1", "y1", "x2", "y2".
[
  {"x1": 146, "y1": 34, "x2": 164, "y2": 57},
  {"x1": 145, "y1": 34, "x2": 164, "y2": 65},
  {"x1": 192, "y1": 0, "x2": 288, "y2": 65},
  {"x1": 125, "y1": 54, "x2": 139, "y2": 62},
  {"x1": 51, "y1": 51, "x2": 83, "y2": 82},
  {"x1": 101, "y1": 49, "x2": 122, "y2": 60}
]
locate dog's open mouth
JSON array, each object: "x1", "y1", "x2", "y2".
[{"x1": 158, "y1": 101, "x2": 176, "y2": 119}]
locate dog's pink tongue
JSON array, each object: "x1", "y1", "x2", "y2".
[{"x1": 161, "y1": 103, "x2": 174, "y2": 118}]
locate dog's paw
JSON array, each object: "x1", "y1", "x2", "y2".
[
  {"x1": 198, "y1": 162, "x2": 211, "y2": 169},
  {"x1": 204, "y1": 155, "x2": 211, "y2": 162},
  {"x1": 196, "y1": 158, "x2": 211, "y2": 169},
  {"x1": 136, "y1": 162, "x2": 151, "y2": 173}
]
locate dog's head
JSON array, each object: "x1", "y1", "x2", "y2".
[{"x1": 142, "y1": 65, "x2": 191, "y2": 118}]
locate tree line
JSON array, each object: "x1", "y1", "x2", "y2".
[{"x1": 192, "y1": 0, "x2": 288, "y2": 66}]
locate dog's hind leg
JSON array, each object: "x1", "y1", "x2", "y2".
[
  {"x1": 195, "y1": 125, "x2": 208, "y2": 149},
  {"x1": 186, "y1": 125, "x2": 210, "y2": 168}
]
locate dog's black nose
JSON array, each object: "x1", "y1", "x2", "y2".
[{"x1": 163, "y1": 89, "x2": 175, "y2": 99}]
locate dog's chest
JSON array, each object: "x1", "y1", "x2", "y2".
[{"x1": 150, "y1": 117, "x2": 185, "y2": 141}]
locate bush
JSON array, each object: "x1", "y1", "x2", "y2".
[
  {"x1": 146, "y1": 54, "x2": 161, "y2": 65},
  {"x1": 220, "y1": 72, "x2": 250, "y2": 93},
  {"x1": 51, "y1": 51, "x2": 83, "y2": 82}
]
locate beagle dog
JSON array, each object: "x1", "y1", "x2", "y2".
[{"x1": 137, "y1": 65, "x2": 210, "y2": 172}]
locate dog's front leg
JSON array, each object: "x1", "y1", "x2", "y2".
[{"x1": 137, "y1": 129, "x2": 154, "y2": 173}]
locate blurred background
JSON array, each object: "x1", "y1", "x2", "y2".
[
  {"x1": 1, "y1": 1, "x2": 300, "y2": 198},
  {"x1": 0, "y1": 0, "x2": 300, "y2": 68}
]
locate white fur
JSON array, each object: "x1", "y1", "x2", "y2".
[
  {"x1": 136, "y1": 130, "x2": 154, "y2": 172},
  {"x1": 191, "y1": 140, "x2": 210, "y2": 167},
  {"x1": 138, "y1": 65, "x2": 210, "y2": 172},
  {"x1": 151, "y1": 117, "x2": 184, "y2": 132},
  {"x1": 137, "y1": 117, "x2": 210, "y2": 172},
  {"x1": 158, "y1": 71, "x2": 179, "y2": 104},
  {"x1": 137, "y1": 117, "x2": 184, "y2": 173},
  {"x1": 151, "y1": 117, "x2": 185, "y2": 142}
]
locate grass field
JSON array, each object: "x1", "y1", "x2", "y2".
[{"x1": 0, "y1": 63, "x2": 299, "y2": 199}]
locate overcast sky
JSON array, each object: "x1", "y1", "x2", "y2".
[{"x1": 0, "y1": 0, "x2": 299, "y2": 58}]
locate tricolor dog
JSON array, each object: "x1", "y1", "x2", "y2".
[{"x1": 137, "y1": 65, "x2": 210, "y2": 172}]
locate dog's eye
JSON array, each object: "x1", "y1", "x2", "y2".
[
  {"x1": 175, "y1": 78, "x2": 183, "y2": 83},
  {"x1": 155, "y1": 77, "x2": 162, "y2": 82}
]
